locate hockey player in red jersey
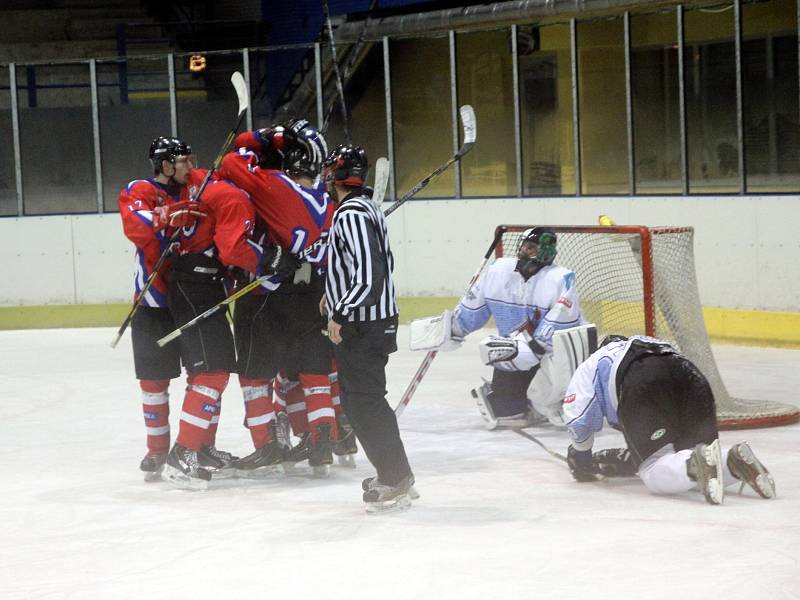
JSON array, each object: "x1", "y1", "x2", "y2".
[
  {"x1": 219, "y1": 119, "x2": 341, "y2": 477},
  {"x1": 119, "y1": 136, "x2": 200, "y2": 482}
]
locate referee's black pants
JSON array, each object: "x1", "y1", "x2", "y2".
[{"x1": 334, "y1": 316, "x2": 413, "y2": 487}]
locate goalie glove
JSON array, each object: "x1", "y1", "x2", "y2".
[
  {"x1": 567, "y1": 445, "x2": 599, "y2": 483},
  {"x1": 592, "y1": 448, "x2": 638, "y2": 478},
  {"x1": 152, "y1": 200, "x2": 206, "y2": 232},
  {"x1": 478, "y1": 335, "x2": 518, "y2": 366}
]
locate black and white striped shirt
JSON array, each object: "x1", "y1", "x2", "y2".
[{"x1": 325, "y1": 191, "x2": 398, "y2": 323}]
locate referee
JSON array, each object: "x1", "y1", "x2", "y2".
[{"x1": 321, "y1": 145, "x2": 415, "y2": 512}]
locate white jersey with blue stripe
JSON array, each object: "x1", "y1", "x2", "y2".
[
  {"x1": 562, "y1": 335, "x2": 676, "y2": 451},
  {"x1": 454, "y1": 257, "x2": 583, "y2": 351}
]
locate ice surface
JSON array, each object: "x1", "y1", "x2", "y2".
[{"x1": 1, "y1": 326, "x2": 798, "y2": 600}]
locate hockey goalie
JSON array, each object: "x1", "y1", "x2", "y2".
[{"x1": 410, "y1": 227, "x2": 591, "y2": 429}]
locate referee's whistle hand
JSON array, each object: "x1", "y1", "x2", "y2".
[{"x1": 327, "y1": 319, "x2": 342, "y2": 345}]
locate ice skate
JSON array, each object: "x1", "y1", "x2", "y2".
[
  {"x1": 139, "y1": 451, "x2": 166, "y2": 482},
  {"x1": 282, "y1": 432, "x2": 311, "y2": 475},
  {"x1": 309, "y1": 424, "x2": 334, "y2": 478},
  {"x1": 363, "y1": 476, "x2": 420, "y2": 500},
  {"x1": 363, "y1": 474, "x2": 416, "y2": 513},
  {"x1": 471, "y1": 382, "x2": 531, "y2": 430},
  {"x1": 471, "y1": 381, "x2": 499, "y2": 429},
  {"x1": 230, "y1": 442, "x2": 285, "y2": 478},
  {"x1": 197, "y1": 445, "x2": 239, "y2": 479},
  {"x1": 727, "y1": 441, "x2": 776, "y2": 499},
  {"x1": 161, "y1": 443, "x2": 212, "y2": 490},
  {"x1": 687, "y1": 439, "x2": 724, "y2": 505},
  {"x1": 333, "y1": 413, "x2": 357, "y2": 468}
]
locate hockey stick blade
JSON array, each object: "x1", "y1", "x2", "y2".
[
  {"x1": 372, "y1": 157, "x2": 390, "y2": 207},
  {"x1": 459, "y1": 104, "x2": 476, "y2": 147},
  {"x1": 383, "y1": 105, "x2": 477, "y2": 218},
  {"x1": 231, "y1": 71, "x2": 249, "y2": 118}
]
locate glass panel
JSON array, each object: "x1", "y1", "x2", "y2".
[
  {"x1": 249, "y1": 45, "x2": 315, "y2": 128},
  {"x1": 175, "y1": 50, "x2": 242, "y2": 173},
  {"x1": 325, "y1": 42, "x2": 389, "y2": 184},
  {"x1": 631, "y1": 10, "x2": 681, "y2": 194},
  {"x1": 0, "y1": 65, "x2": 16, "y2": 216},
  {"x1": 684, "y1": 4, "x2": 738, "y2": 194},
  {"x1": 390, "y1": 35, "x2": 454, "y2": 198},
  {"x1": 519, "y1": 23, "x2": 575, "y2": 196},
  {"x1": 17, "y1": 63, "x2": 96, "y2": 215},
  {"x1": 743, "y1": 0, "x2": 800, "y2": 192},
  {"x1": 578, "y1": 17, "x2": 629, "y2": 195},
  {"x1": 457, "y1": 29, "x2": 515, "y2": 197},
  {"x1": 97, "y1": 56, "x2": 172, "y2": 212}
]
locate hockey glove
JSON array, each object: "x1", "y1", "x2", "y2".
[
  {"x1": 261, "y1": 245, "x2": 302, "y2": 280},
  {"x1": 592, "y1": 448, "x2": 638, "y2": 478},
  {"x1": 567, "y1": 445, "x2": 598, "y2": 482},
  {"x1": 152, "y1": 201, "x2": 206, "y2": 232}
]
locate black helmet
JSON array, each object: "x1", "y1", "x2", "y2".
[
  {"x1": 149, "y1": 136, "x2": 193, "y2": 174},
  {"x1": 515, "y1": 227, "x2": 557, "y2": 280},
  {"x1": 271, "y1": 118, "x2": 328, "y2": 178},
  {"x1": 322, "y1": 145, "x2": 369, "y2": 188}
]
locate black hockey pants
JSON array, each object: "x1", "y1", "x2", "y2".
[{"x1": 333, "y1": 316, "x2": 413, "y2": 487}]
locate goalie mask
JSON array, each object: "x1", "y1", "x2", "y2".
[{"x1": 515, "y1": 227, "x2": 557, "y2": 281}]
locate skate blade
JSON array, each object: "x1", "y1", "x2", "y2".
[
  {"x1": 702, "y1": 441, "x2": 724, "y2": 505},
  {"x1": 365, "y1": 493, "x2": 412, "y2": 514},
  {"x1": 142, "y1": 469, "x2": 163, "y2": 483},
  {"x1": 336, "y1": 454, "x2": 357, "y2": 468},
  {"x1": 234, "y1": 464, "x2": 285, "y2": 479},
  {"x1": 207, "y1": 467, "x2": 237, "y2": 480},
  {"x1": 733, "y1": 444, "x2": 776, "y2": 499},
  {"x1": 312, "y1": 464, "x2": 331, "y2": 478},
  {"x1": 161, "y1": 465, "x2": 209, "y2": 491}
]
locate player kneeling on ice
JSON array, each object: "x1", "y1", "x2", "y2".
[
  {"x1": 560, "y1": 335, "x2": 776, "y2": 505},
  {"x1": 410, "y1": 227, "x2": 584, "y2": 429}
]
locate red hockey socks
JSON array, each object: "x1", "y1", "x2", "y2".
[
  {"x1": 238, "y1": 375, "x2": 275, "y2": 448},
  {"x1": 140, "y1": 379, "x2": 170, "y2": 455},
  {"x1": 300, "y1": 372, "x2": 337, "y2": 441},
  {"x1": 176, "y1": 371, "x2": 229, "y2": 451}
]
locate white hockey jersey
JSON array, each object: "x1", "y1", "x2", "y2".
[
  {"x1": 454, "y1": 257, "x2": 583, "y2": 353},
  {"x1": 562, "y1": 335, "x2": 676, "y2": 451}
]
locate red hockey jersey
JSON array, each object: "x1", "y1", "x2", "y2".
[
  {"x1": 219, "y1": 148, "x2": 333, "y2": 268},
  {"x1": 173, "y1": 174, "x2": 263, "y2": 275},
  {"x1": 118, "y1": 174, "x2": 206, "y2": 307}
]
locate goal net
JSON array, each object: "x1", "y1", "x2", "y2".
[{"x1": 497, "y1": 224, "x2": 799, "y2": 429}]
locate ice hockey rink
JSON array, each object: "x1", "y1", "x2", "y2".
[{"x1": 1, "y1": 325, "x2": 798, "y2": 600}]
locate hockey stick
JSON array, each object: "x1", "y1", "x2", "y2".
[
  {"x1": 372, "y1": 157, "x2": 390, "y2": 207},
  {"x1": 320, "y1": 0, "x2": 378, "y2": 135},
  {"x1": 110, "y1": 72, "x2": 249, "y2": 349},
  {"x1": 157, "y1": 156, "x2": 392, "y2": 348},
  {"x1": 384, "y1": 104, "x2": 476, "y2": 217},
  {"x1": 394, "y1": 225, "x2": 506, "y2": 417},
  {"x1": 511, "y1": 429, "x2": 567, "y2": 462},
  {"x1": 322, "y1": 0, "x2": 351, "y2": 144}
]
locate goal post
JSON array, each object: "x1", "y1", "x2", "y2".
[{"x1": 495, "y1": 224, "x2": 799, "y2": 430}]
